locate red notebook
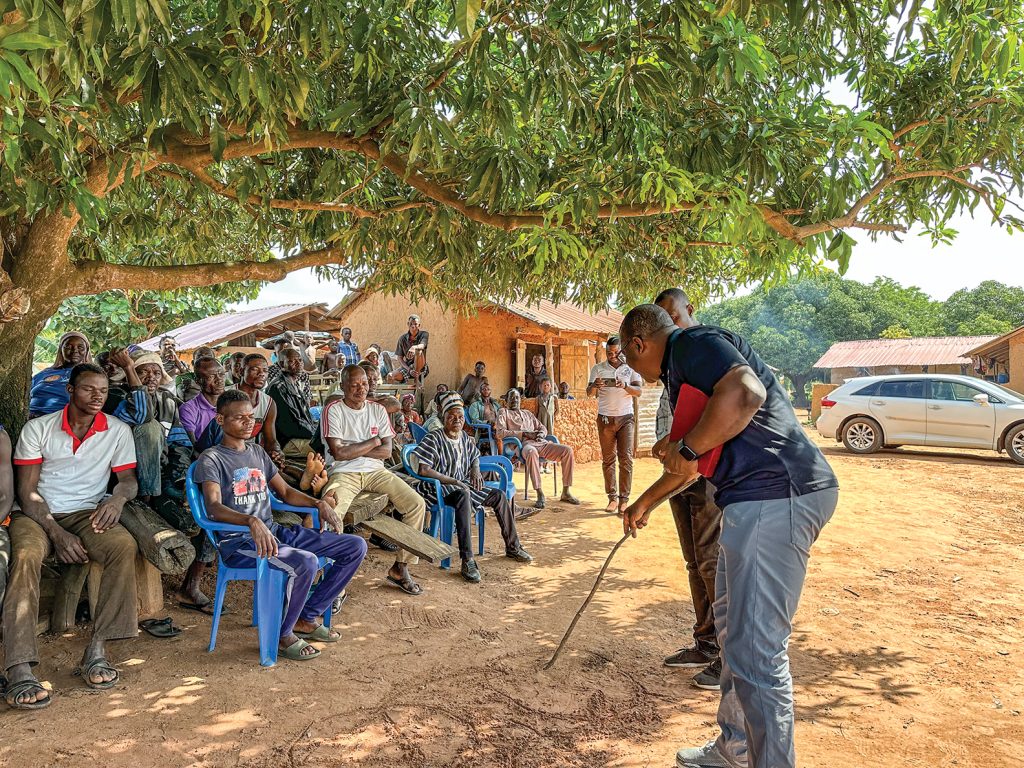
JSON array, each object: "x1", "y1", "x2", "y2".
[{"x1": 668, "y1": 383, "x2": 723, "y2": 477}]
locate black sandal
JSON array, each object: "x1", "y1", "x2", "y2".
[
  {"x1": 75, "y1": 657, "x2": 120, "y2": 690},
  {"x1": 386, "y1": 573, "x2": 423, "y2": 596},
  {"x1": 139, "y1": 617, "x2": 183, "y2": 638},
  {"x1": 5, "y1": 678, "x2": 52, "y2": 710}
]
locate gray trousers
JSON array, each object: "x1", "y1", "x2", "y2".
[
  {"x1": 669, "y1": 478, "x2": 722, "y2": 655},
  {"x1": 713, "y1": 488, "x2": 838, "y2": 768}
]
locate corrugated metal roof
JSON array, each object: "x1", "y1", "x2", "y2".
[
  {"x1": 496, "y1": 298, "x2": 623, "y2": 335},
  {"x1": 814, "y1": 335, "x2": 998, "y2": 369},
  {"x1": 964, "y1": 324, "x2": 1024, "y2": 362},
  {"x1": 138, "y1": 303, "x2": 332, "y2": 351}
]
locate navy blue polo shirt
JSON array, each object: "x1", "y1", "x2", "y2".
[{"x1": 662, "y1": 325, "x2": 837, "y2": 507}]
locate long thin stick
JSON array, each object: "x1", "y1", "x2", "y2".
[
  {"x1": 543, "y1": 478, "x2": 699, "y2": 670},
  {"x1": 543, "y1": 532, "x2": 631, "y2": 670}
]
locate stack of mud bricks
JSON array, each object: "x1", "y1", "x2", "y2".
[{"x1": 521, "y1": 397, "x2": 601, "y2": 463}]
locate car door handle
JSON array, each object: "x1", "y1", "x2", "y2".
[
  {"x1": 928, "y1": 405, "x2": 941, "y2": 410},
  {"x1": 871, "y1": 400, "x2": 886, "y2": 406}
]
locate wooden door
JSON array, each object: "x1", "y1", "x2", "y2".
[{"x1": 558, "y1": 344, "x2": 591, "y2": 396}]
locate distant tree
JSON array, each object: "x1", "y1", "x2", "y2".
[
  {"x1": 702, "y1": 275, "x2": 945, "y2": 405},
  {"x1": 41, "y1": 284, "x2": 259, "y2": 357},
  {"x1": 880, "y1": 324, "x2": 912, "y2": 339},
  {"x1": 954, "y1": 312, "x2": 1014, "y2": 336},
  {"x1": 943, "y1": 281, "x2": 1024, "y2": 334}
]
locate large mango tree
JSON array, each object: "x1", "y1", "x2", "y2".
[{"x1": 1, "y1": 0, "x2": 1022, "y2": 429}]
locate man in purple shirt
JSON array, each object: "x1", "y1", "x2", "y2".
[{"x1": 179, "y1": 357, "x2": 226, "y2": 451}]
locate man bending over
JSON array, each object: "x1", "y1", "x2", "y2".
[{"x1": 196, "y1": 390, "x2": 367, "y2": 661}]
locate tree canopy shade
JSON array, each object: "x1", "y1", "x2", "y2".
[{"x1": 1, "y1": 0, "x2": 1023, "y2": 425}]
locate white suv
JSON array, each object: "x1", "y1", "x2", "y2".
[{"x1": 816, "y1": 374, "x2": 1024, "y2": 464}]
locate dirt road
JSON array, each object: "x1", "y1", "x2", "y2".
[{"x1": 2, "y1": 431, "x2": 1022, "y2": 767}]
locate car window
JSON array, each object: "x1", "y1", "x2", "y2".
[
  {"x1": 852, "y1": 382, "x2": 879, "y2": 396},
  {"x1": 877, "y1": 380, "x2": 926, "y2": 399},
  {"x1": 931, "y1": 380, "x2": 1002, "y2": 404}
]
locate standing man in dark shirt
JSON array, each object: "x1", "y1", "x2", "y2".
[
  {"x1": 655, "y1": 288, "x2": 723, "y2": 692},
  {"x1": 619, "y1": 304, "x2": 839, "y2": 768},
  {"x1": 390, "y1": 314, "x2": 429, "y2": 384}
]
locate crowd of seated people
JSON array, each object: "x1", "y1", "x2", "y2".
[{"x1": 1, "y1": 325, "x2": 584, "y2": 710}]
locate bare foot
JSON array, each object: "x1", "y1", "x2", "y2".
[
  {"x1": 310, "y1": 472, "x2": 328, "y2": 495},
  {"x1": 605, "y1": 498, "x2": 618, "y2": 514}
]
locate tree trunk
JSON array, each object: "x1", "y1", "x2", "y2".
[
  {"x1": 0, "y1": 309, "x2": 53, "y2": 438},
  {"x1": 0, "y1": 217, "x2": 75, "y2": 438},
  {"x1": 119, "y1": 500, "x2": 196, "y2": 575},
  {"x1": 788, "y1": 372, "x2": 811, "y2": 408}
]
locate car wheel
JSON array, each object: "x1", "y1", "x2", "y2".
[
  {"x1": 1006, "y1": 424, "x2": 1024, "y2": 465},
  {"x1": 842, "y1": 417, "x2": 883, "y2": 454}
]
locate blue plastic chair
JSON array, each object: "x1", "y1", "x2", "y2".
[
  {"x1": 502, "y1": 435, "x2": 561, "y2": 500},
  {"x1": 185, "y1": 462, "x2": 332, "y2": 667},
  {"x1": 409, "y1": 422, "x2": 427, "y2": 443},
  {"x1": 463, "y1": 407, "x2": 497, "y2": 455},
  {"x1": 402, "y1": 443, "x2": 511, "y2": 570},
  {"x1": 479, "y1": 454, "x2": 516, "y2": 501}
]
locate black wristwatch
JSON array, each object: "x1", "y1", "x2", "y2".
[{"x1": 676, "y1": 439, "x2": 699, "y2": 462}]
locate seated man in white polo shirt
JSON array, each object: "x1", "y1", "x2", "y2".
[
  {"x1": 3, "y1": 363, "x2": 139, "y2": 710},
  {"x1": 322, "y1": 365, "x2": 428, "y2": 596}
]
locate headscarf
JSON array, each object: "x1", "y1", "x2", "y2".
[
  {"x1": 53, "y1": 331, "x2": 91, "y2": 367},
  {"x1": 437, "y1": 391, "x2": 465, "y2": 418},
  {"x1": 131, "y1": 349, "x2": 175, "y2": 387}
]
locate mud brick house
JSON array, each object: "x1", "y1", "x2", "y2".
[{"x1": 328, "y1": 291, "x2": 660, "y2": 460}]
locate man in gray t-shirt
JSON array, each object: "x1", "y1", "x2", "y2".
[
  {"x1": 196, "y1": 443, "x2": 277, "y2": 532},
  {"x1": 195, "y1": 390, "x2": 368, "y2": 660}
]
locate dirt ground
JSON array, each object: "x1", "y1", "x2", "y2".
[{"x1": 2, "y1": 429, "x2": 1022, "y2": 767}]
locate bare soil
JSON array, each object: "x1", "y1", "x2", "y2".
[{"x1": 2, "y1": 430, "x2": 1022, "y2": 767}]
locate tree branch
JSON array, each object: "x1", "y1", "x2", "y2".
[
  {"x1": 788, "y1": 164, "x2": 983, "y2": 240},
  {"x1": 160, "y1": 164, "x2": 433, "y2": 219},
  {"x1": 73, "y1": 247, "x2": 348, "y2": 295}
]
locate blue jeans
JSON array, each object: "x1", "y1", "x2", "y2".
[{"x1": 713, "y1": 488, "x2": 838, "y2": 768}]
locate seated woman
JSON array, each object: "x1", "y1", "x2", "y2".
[
  {"x1": 362, "y1": 345, "x2": 388, "y2": 382},
  {"x1": 412, "y1": 392, "x2": 531, "y2": 583},
  {"x1": 29, "y1": 331, "x2": 91, "y2": 418},
  {"x1": 400, "y1": 393, "x2": 422, "y2": 429},
  {"x1": 466, "y1": 381, "x2": 504, "y2": 453}
]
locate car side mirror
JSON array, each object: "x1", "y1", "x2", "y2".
[{"x1": 974, "y1": 393, "x2": 990, "y2": 406}]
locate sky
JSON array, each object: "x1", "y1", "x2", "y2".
[{"x1": 236, "y1": 207, "x2": 1023, "y2": 312}]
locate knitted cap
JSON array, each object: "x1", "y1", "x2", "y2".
[{"x1": 437, "y1": 391, "x2": 465, "y2": 417}]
